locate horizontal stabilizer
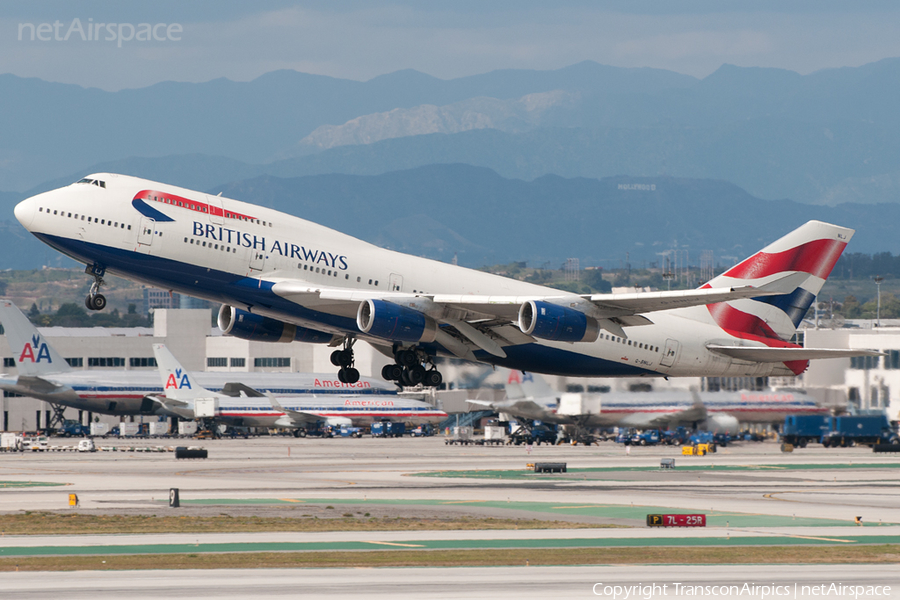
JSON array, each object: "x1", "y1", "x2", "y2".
[{"x1": 707, "y1": 345, "x2": 883, "y2": 362}]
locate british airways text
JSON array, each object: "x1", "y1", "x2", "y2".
[{"x1": 192, "y1": 221, "x2": 348, "y2": 269}]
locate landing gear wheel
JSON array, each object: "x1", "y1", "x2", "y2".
[
  {"x1": 91, "y1": 294, "x2": 106, "y2": 311},
  {"x1": 406, "y1": 365, "x2": 426, "y2": 386},
  {"x1": 397, "y1": 350, "x2": 418, "y2": 368},
  {"x1": 337, "y1": 349, "x2": 353, "y2": 368},
  {"x1": 85, "y1": 295, "x2": 95, "y2": 310},
  {"x1": 424, "y1": 370, "x2": 443, "y2": 387},
  {"x1": 341, "y1": 367, "x2": 360, "y2": 384},
  {"x1": 382, "y1": 364, "x2": 402, "y2": 381},
  {"x1": 330, "y1": 350, "x2": 342, "y2": 367}
]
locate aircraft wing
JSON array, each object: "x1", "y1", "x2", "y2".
[
  {"x1": 267, "y1": 394, "x2": 321, "y2": 427},
  {"x1": 270, "y1": 272, "x2": 804, "y2": 354},
  {"x1": 707, "y1": 346, "x2": 884, "y2": 362},
  {"x1": 468, "y1": 399, "x2": 572, "y2": 425}
]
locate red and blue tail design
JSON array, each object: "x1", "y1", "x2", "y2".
[{"x1": 699, "y1": 221, "x2": 851, "y2": 372}]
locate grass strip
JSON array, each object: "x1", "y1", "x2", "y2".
[
  {"x1": 0, "y1": 512, "x2": 623, "y2": 535},
  {"x1": 1, "y1": 545, "x2": 898, "y2": 571}
]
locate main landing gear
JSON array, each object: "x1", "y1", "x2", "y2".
[
  {"x1": 331, "y1": 339, "x2": 360, "y2": 384},
  {"x1": 381, "y1": 346, "x2": 443, "y2": 388},
  {"x1": 84, "y1": 263, "x2": 107, "y2": 311}
]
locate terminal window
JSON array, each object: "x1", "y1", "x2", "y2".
[
  {"x1": 65, "y1": 357, "x2": 83, "y2": 367},
  {"x1": 207, "y1": 357, "x2": 227, "y2": 367},
  {"x1": 230, "y1": 358, "x2": 245, "y2": 367},
  {"x1": 851, "y1": 355, "x2": 880, "y2": 370},
  {"x1": 88, "y1": 357, "x2": 125, "y2": 367},
  {"x1": 254, "y1": 357, "x2": 290, "y2": 368},
  {"x1": 3, "y1": 358, "x2": 14, "y2": 368},
  {"x1": 129, "y1": 357, "x2": 157, "y2": 368}
]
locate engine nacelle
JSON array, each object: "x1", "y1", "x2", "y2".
[
  {"x1": 218, "y1": 305, "x2": 332, "y2": 343},
  {"x1": 702, "y1": 414, "x2": 740, "y2": 435},
  {"x1": 517, "y1": 300, "x2": 600, "y2": 343},
  {"x1": 357, "y1": 299, "x2": 437, "y2": 343}
]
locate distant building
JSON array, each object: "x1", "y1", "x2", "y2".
[{"x1": 142, "y1": 287, "x2": 212, "y2": 314}]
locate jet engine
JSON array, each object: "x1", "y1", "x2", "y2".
[
  {"x1": 356, "y1": 299, "x2": 437, "y2": 343},
  {"x1": 702, "y1": 414, "x2": 740, "y2": 435},
  {"x1": 217, "y1": 305, "x2": 332, "y2": 343},
  {"x1": 517, "y1": 300, "x2": 600, "y2": 343}
]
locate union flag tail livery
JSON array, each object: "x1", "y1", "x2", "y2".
[
  {"x1": 702, "y1": 220, "x2": 850, "y2": 342},
  {"x1": 0, "y1": 299, "x2": 70, "y2": 376}
]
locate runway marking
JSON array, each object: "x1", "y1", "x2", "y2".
[
  {"x1": 440, "y1": 500, "x2": 488, "y2": 504},
  {"x1": 363, "y1": 541, "x2": 425, "y2": 548},
  {"x1": 780, "y1": 534, "x2": 855, "y2": 543},
  {"x1": 278, "y1": 499, "x2": 304, "y2": 503}
]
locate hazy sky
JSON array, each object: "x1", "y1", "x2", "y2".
[{"x1": 3, "y1": 1, "x2": 900, "y2": 90}]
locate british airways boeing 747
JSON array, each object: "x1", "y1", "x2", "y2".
[{"x1": 14, "y1": 174, "x2": 878, "y2": 385}]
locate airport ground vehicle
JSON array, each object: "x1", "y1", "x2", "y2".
[
  {"x1": 371, "y1": 421, "x2": 405, "y2": 438},
  {"x1": 509, "y1": 421, "x2": 558, "y2": 445},
  {"x1": 781, "y1": 415, "x2": 833, "y2": 447},
  {"x1": 77, "y1": 438, "x2": 96, "y2": 452},
  {"x1": 630, "y1": 429, "x2": 662, "y2": 446},
  {"x1": 56, "y1": 419, "x2": 90, "y2": 437},
  {"x1": 23, "y1": 436, "x2": 49, "y2": 451},
  {"x1": 1, "y1": 432, "x2": 23, "y2": 452},
  {"x1": 821, "y1": 415, "x2": 899, "y2": 447},
  {"x1": 337, "y1": 426, "x2": 363, "y2": 437},
  {"x1": 662, "y1": 427, "x2": 690, "y2": 445},
  {"x1": 410, "y1": 424, "x2": 435, "y2": 437}
]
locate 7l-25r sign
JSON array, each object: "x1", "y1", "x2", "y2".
[{"x1": 646, "y1": 514, "x2": 706, "y2": 527}]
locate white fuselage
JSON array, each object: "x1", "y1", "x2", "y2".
[{"x1": 13, "y1": 174, "x2": 797, "y2": 379}]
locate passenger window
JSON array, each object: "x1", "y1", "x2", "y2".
[
  {"x1": 67, "y1": 213, "x2": 72, "y2": 217},
  {"x1": 374, "y1": 280, "x2": 378, "y2": 286},
  {"x1": 357, "y1": 277, "x2": 361, "y2": 282},
  {"x1": 53, "y1": 210, "x2": 58, "y2": 215},
  {"x1": 88, "y1": 217, "x2": 91, "y2": 222}
]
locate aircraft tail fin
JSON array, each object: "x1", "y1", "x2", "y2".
[
  {"x1": 700, "y1": 220, "x2": 852, "y2": 341},
  {"x1": 151, "y1": 344, "x2": 214, "y2": 401},
  {"x1": 504, "y1": 370, "x2": 555, "y2": 400},
  {"x1": 0, "y1": 299, "x2": 71, "y2": 376}
]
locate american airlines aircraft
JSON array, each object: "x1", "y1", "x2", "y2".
[
  {"x1": 13, "y1": 174, "x2": 877, "y2": 386},
  {"x1": 151, "y1": 344, "x2": 446, "y2": 429},
  {"x1": 475, "y1": 370, "x2": 827, "y2": 434},
  {"x1": 0, "y1": 299, "x2": 396, "y2": 417}
]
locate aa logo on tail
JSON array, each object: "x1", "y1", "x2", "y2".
[
  {"x1": 19, "y1": 335, "x2": 52, "y2": 364},
  {"x1": 507, "y1": 370, "x2": 533, "y2": 384},
  {"x1": 165, "y1": 368, "x2": 191, "y2": 390}
]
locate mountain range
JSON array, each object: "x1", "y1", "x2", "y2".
[{"x1": 4, "y1": 59, "x2": 900, "y2": 207}]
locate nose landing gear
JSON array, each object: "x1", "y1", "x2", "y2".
[
  {"x1": 381, "y1": 347, "x2": 443, "y2": 388},
  {"x1": 330, "y1": 339, "x2": 360, "y2": 384},
  {"x1": 84, "y1": 263, "x2": 107, "y2": 311}
]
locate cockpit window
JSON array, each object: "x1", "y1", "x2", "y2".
[{"x1": 76, "y1": 178, "x2": 106, "y2": 188}]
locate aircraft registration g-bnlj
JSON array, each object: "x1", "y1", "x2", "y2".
[{"x1": 14, "y1": 174, "x2": 879, "y2": 386}]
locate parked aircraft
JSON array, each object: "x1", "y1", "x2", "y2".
[
  {"x1": 14, "y1": 174, "x2": 878, "y2": 386},
  {"x1": 151, "y1": 344, "x2": 446, "y2": 429},
  {"x1": 0, "y1": 299, "x2": 396, "y2": 416},
  {"x1": 471, "y1": 370, "x2": 828, "y2": 433}
]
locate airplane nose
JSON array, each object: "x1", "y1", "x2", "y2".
[{"x1": 14, "y1": 197, "x2": 35, "y2": 229}]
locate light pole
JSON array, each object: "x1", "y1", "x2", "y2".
[{"x1": 874, "y1": 275, "x2": 884, "y2": 327}]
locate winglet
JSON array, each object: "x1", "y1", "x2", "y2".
[{"x1": 0, "y1": 299, "x2": 71, "y2": 376}]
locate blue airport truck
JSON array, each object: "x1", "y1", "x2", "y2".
[
  {"x1": 630, "y1": 429, "x2": 661, "y2": 446},
  {"x1": 371, "y1": 421, "x2": 406, "y2": 438},
  {"x1": 781, "y1": 415, "x2": 832, "y2": 447},
  {"x1": 821, "y1": 415, "x2": 899, "y2": 448}
]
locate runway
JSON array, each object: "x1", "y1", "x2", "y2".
[
  {"x1": 1, "y1": 436, "x2": 898, "y2": 596},
  {"x1": 3, "y1": 565, "x2": 899, "y2": 599}
]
